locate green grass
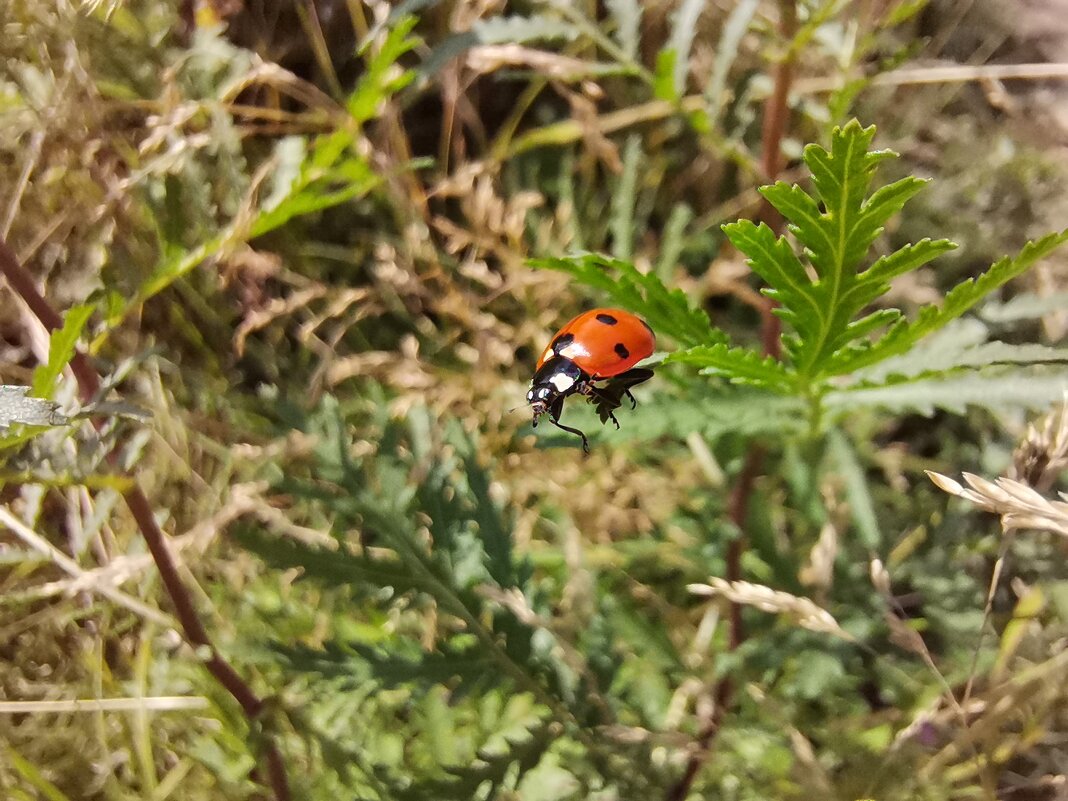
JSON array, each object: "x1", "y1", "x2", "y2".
[{"x1": 2, "y1": 2, "x2": 1068, "y2": 800}]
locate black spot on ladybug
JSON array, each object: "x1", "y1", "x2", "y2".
[
  {"x1": 596, "y1": 313, "x2": 618, "y2": 325},
  {"x1": 614, "y1": 343, "x2": 630, "y2": 359},
  {"x1": 551, "y1": 332, "x2": 575, "y2": 352}
]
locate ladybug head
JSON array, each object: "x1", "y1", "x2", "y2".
[
  {"x1": 527, "y1": 383, "x2": 554, "y2": 419},
  {"x1": 527, "y1": 357, "x2": 583, "y2": 424}
]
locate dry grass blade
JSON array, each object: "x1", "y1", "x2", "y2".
[
  {"x1": 688, "y1": 578, "x2": 853, "y2": 641},
  {"x1": 0, "y1": 696, "x2": 209, "y2": 713},
  {"x1": 0, "y1": 505, "x2": 173, "y2": 627},
  {"x1": 926, "y1": 470, "x2": 1068, "y2": 536},
  {"x1": 799, "y1": 520, "x2": 837, "y2": 594}
]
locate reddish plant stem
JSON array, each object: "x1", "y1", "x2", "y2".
[
  {"x1": 755, "y1": 0, "x2": 798, "y2": 361},
  {"x1": 667, "y1": 3, "x2": 797, "y2": 799},
  {"x1": 665, "y1": 446, "x2": 764, "y2": 801},
  {"x1": 0, "y1": 236, "x2": 290, "y2": 801}
]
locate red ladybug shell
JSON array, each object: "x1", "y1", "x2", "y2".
[{"x1": 536, "y1": 308, "x2": 655, "y2": 378}]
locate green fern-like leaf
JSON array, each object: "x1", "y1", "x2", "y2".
[
  {"x1": 530, "y1": 253, "x2": 724, "y2": 348},
  {"x1": 617, "y1": 387, "x2": 808, "y2": 441},
  {"x1": 349, "y1": 16, "x2": 419, "y2": 123},
  {"x1": 234, "y1": 526, "x2": 431, "y2": 596},
  {"x1": 395, "y1": 709, "x2": 553, "y2": 801},
  {"x1": 829, "y1": 228, "x2": 1068, "y2": 375},
  {"x1": 722, "y1": 120, "x2": 960, "y2": 379},
  {"x1": 275, "y1": 640, "x2": 499, "y2": 695},
  {"x1": 663, "y1": 344, "x2": 795, "y2": 391}
]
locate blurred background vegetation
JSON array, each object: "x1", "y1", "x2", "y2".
[{"x1": 2, "y1": 0, "x2": 1068, "y2": 799}]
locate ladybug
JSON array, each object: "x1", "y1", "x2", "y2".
[{"x1": 527, "y1": 308, "x2": 655, "y2": 453}]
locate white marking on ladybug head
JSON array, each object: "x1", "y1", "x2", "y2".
[
  {"x1": 542, "y1": 348, "x2": 554, "y2": 363},
  {"x1": 549, "y1": 373, "x2": 575, "y2": 393}
]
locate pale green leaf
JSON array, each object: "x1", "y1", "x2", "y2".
[
  {"x1": 826, "y1": 369, "x2": 1068, "y2": 416},
  {"x1": 826, "y1": 430, "x2": 881, "y2": 547},
  {"x1": 606, "y1": 0, "x2": 642, "y2": 59},
  {"x1": 981, "y1": 291, "x2": 1068, "y2": 324},
  {"x1": 473, "y1": 15, "x2": 579, "y2": 44},
  {"x1": 610, "y1": 134, "x2": 643, "y2": 261},
  {"x1": 666, "y1": 0, "x2": 706, "y2": 96},
  {"x1": 704, "y1": 0, "x2": 760, "y2": 122},
  {"x1": 855, "y1": 316, "x2": 1068, "y2": 383}
]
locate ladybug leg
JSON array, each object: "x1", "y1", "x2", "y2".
[
  {"x1": 581, "y1": 383, "x2": 623, "y2": 429},
  {"x1": 604, "y1": 407, "x2": 621, "y2": 430},
  {"x1": 549, "y1": 418, "x2": 591, "y2": 454},
  {"x1": 612, "y1": 368, "x2": 654, "y2": 409},
  {"x1": 547, "y1": 396, "x2": 590, "y2": 453}
]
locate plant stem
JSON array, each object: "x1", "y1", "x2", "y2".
[
  {"x1": 668, "y1": 3, "x2": 798, "y2": 799},
  {"x1": 0, "y1": 236, "x2": 290, "y2": 801}
]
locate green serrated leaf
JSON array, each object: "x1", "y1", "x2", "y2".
[
  {"x1": 722, "y1": 119, "x2": 1068, "y2": 398},
  {"x1": 665, "y1": 344, "x2": 796, "y2": 392},
  {"x1": 235, "y1": 527, "x2": 431, "y2": 596},
  {"x1": 721, "y1": 219, "x2": 820, "y2": 364},
  {"x1": 530, "y1": 254, "x2": 724, "y2": 349},
  {"x1": 752, "y1": 123, "x2": 933, "y2": 375},
  {"x1": 461, "y1": 450, "x2": 520, "y2": 589},
  {"x1": 32, "y1": 304, "x2": 94, "y2": 399},
  {"x1": 395, "y1": 712, "x2": 552, "y2": 801},
  {"x1": 862, "y1": 238, "x2": 958, "y2": 283},
  {"x1": 276, "y1": 640, "x2": 499, "y2": 692},
  {"x1": 831, "y1": 228, "x2": 1068, "y2": 375},
  {"x1": 350, "y1": 16, "x2": 419, "y2": 123}
]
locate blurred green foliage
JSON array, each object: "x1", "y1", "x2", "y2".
[{"x1": 2, "y1": 1, "x2": 1068, "y2": 801}]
